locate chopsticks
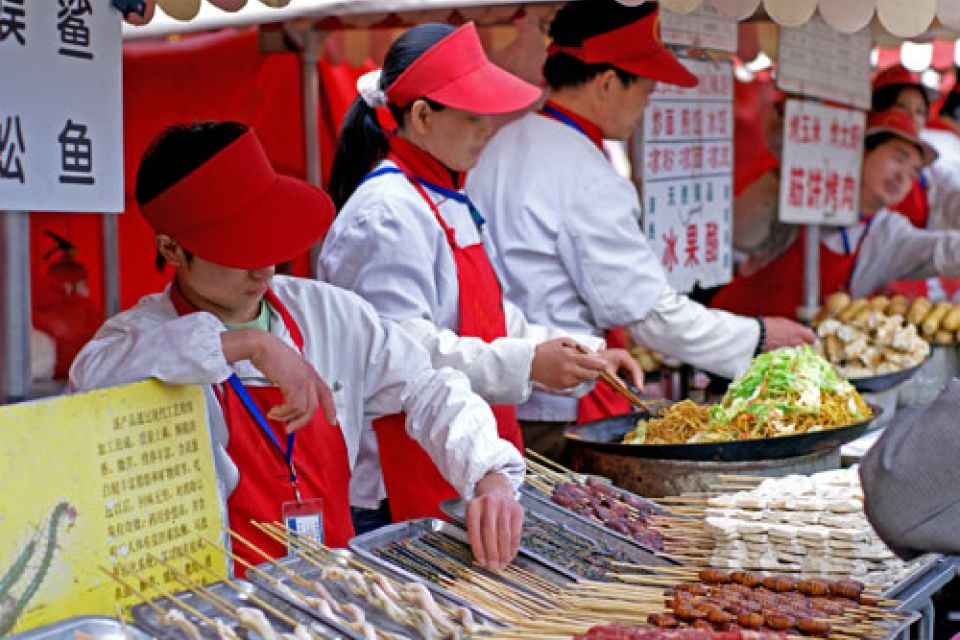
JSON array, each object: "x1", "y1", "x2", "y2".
[{"x1": 573, "y1": 343, "x2": 650, "y2": 412}]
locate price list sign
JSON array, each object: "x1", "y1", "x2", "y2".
[
  {"x1": 778, "y1": 99, "x2": 865, "y2": 226},
  {"x1": 0, "y1": 381, "x2": 225, "y2": 633},
  {"x1": 0, "y1": 0, "x2": 123, "y2": 211},
  {"x1": 636, "y1": 57, "x2": 735, "y2": 293}
]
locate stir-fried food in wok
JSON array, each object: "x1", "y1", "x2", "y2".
[{"x1": 623, "y1": 347, "x2": 872, "y2": 445}]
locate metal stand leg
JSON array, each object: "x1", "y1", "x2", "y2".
[{"x1": 0, "y1": 210, "x2": 31, "y2": 404}]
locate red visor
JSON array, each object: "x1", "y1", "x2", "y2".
[
  {"x1": 548, "y1": 8, "x2": 698, "y2": 88},
  {"x1": 140, "y1": 129, "x2": 333, "y2": 269},
  {"x1": 386, "y1": 22, "x2": 542, "y2": 114},
  {"x1": 872, "y1": 64, "x2": 935, "y2": 104},
  {"x1": 866, "y1": 110, "x2": 938, "y2": 166}
]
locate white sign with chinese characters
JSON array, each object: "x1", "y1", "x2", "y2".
[
  {"x1": 660, "y1": 2, "x2": 738, "y2": 54},
  {"x1": 777, "y1": 13, "x2": 872, "y2": 110},
  {"x1": 0, "y1": 0, "x2": 122, "y2": 212},
  {"x1": 634, "y1": 57, "x2": 734, "y2": 294},
  {"x1": 778, "y1": 99, "x2": 865, "y2": 226}
]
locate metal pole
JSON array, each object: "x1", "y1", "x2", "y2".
[
  {"x1": 0, "y1": 210, "x2": 32, "y2": 403},
  {"x1": 300, "y1": 27, "x2": 323, "y2": 277},
  {"x1": 798, "y1": 224, "x2": 820, "y2": 323},
  {"x1": 101, "y1": 213, "x2": 121, "y2": 318}
]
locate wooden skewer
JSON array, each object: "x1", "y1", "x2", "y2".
[
  {"x1": 148, "y1": 553, "x2": 240, "y2": 622},
  {"x1": 101, "y1": 564, "x2": 218, "y2": 628},
  {"x1": 183, "y1": 554, "x2": 304, "y2": 631},
  {"x1": 97, "y1": 565, "x2": 166, "y2": 617}
]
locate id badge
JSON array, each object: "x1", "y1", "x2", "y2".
[{"x1": 282, "y1": 498, "x2": 324, "y2": 556}]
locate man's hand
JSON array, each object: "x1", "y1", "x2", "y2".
[
  {"x1": 760, "y1": 317, "x2": 816, "y2": 352},
  {"x1": 465, "y1": 472, "x2": 523, "y2": 570},
  {"x1": 599, "y1": 348, "x2": 644, "y2": 390},
  {"x1": 222, "y1": 329, "x2": 337, "y2": 432},
  {"x1": 531, "y1": 338, "x2": 609, "y2": 389}
]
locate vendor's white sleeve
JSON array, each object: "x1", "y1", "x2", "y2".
[
  {"x1": 357, "y1": 308, "x2": 525, "y2": 498},
  {"x1": 850, "y1": 211, "x2": 960, "y2": 298},
  {"x1": 69, "y1": 306, "x2": 232, "y2": 391},
  {"x1": 626, "y1": 287, "x2": 759, "y2": 380},
  {"x1": 399, "y1": 302, "x2": 605, "y2": 405}
]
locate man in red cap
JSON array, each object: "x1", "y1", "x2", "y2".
[
  {"x1": 468, "y1": 0, "x2": 814, "y2": 456},
  {"x1": 70, "y1": 122, "x2": 525, "y2": 573}
]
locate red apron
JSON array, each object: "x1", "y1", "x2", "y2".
[
  {"x1": 711, "y1": 226, "x2": 867, "y2": 319},
  {"x1": 171, "y1": 284, "x2": 354, "y2": 574},
  {"x1": 896, "y1": 179, "x2": 929, "y2": 229},
  {"x1": 371, "y1": 158, "x2": 523, "y2": 523}
]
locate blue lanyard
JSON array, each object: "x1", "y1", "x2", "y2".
[
  {"x1": 541, "y1": 105, "x2": 588, "y2": 138},
  {"x1": 364, "y1": 166, "x2": 486, "y2": 228},
  {"x1": 839, "y1": 215, "x2": 876, "y2": 256},
  {"x1": 226, "y1": 373, "x2": 301, "y2": 502}
]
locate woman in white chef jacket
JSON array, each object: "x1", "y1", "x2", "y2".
[{"x1": 318, "y1": 23, "x2": 643, "y2": 530}]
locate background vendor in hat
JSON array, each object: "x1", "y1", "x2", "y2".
[
  {"x1": 713, "y1": 110, "x2": 960, "y2": 318},
  {"x1": 70, "y1": 121, "x2": 526, "y2": 573},
  {"x1": 319, "y1": 23, "x2": 642, "y2": 528},
  {"x1": 467, "y1": 0, "x2": 815, "y2": 459}
]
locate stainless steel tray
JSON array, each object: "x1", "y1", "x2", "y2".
[
  {"x1": 520, "y1": 483, "x2": 671, "y2": 559},
  {"x1": 881, "y1": 553, "x2": 944, "y2": 599},
  {"x1": 9, "y1": 616, "x2": 150, "y2": 640},
  {"x1": 249, "y1": 550, "x2": 498, "y2": 637},
  {"x1": 130, "y1": 578, "x2": 338, "y2": 639},
  {"x1": 349, "y1": 519, "x2": 575, "y2": 622},
  {"x1": 441, "y1": 495, "x2": 673, "y2": 579}
]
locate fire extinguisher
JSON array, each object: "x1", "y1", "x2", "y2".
[{"x1": 33, "y1": 231, "x2": 102, "y2": 379}]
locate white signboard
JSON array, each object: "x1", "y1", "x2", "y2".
[
  {"x1": 661, "y1": 2, "x2": 738, "y2": 53},
  {"x1": 777, "y1": 13, "x2": 872, "y2": 110},
  {"x1": 0, "y1": 0, "x2": 123, "y2": 212},
  {"x1": 778, "y1": 99, "x2": 865, "y2": 226},
  {"x1": 635, "y1": 58, "x2": 734, "y2": 294}
]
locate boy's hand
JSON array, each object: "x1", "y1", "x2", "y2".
[
  {"x1": 222, "y1": 329, "x2": 337, "y2": 432},
  {"x1": 466, "y1": 472, "x2": 523, "y2": 570}
]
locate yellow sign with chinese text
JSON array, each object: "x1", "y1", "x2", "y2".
[{"x1": 0, "y1": 381, "x2": 226, "y2": 635}]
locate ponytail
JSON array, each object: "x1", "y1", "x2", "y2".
[
  {"x1": 328, "y1": 23, "x2": 456, "y2": 211},
  {"x1": 328, "y1": 98, "x2": 389, "y2": 210}
]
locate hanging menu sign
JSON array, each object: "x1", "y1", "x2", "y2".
[
  {"x1": 777, "y1": 13, "x2": 872, "y2": 110},
  {"x1": 635, "y1": 57, "x2": 735, "y2": 293},
  {"x1": 0, "y1": 0, "x2": 123, "y2": 212},
  {"x1": 661, "y1": 2, "x2": 739, "y2": 53},
  {"x1": 778, "y1": 99, "x2": 865, "y2": 226}
]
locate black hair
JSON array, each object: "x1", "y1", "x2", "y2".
[
  {"x1": 872, "y1": 84, "x2": 929, "y2": 112},
  {"x1": 137, "y1": 121, "x2": 247, "y2": 269},
  {"x1": 543, "y1": 0, "x2": 655, "y2": 90},
  {"x1": 327, "y1": 24, "x2": 454, "y2": 210},
  {"x1": 941, "y1": 91, "x2": 960, "y2": 122},
  {"x1": 864, "y1": 131, "x2": 924, "y2": 162}
]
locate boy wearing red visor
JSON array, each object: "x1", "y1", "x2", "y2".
[
  {"x1": 70, "y1": 122, "x2": 525, "y2": 572},
  {"x1": 468, "y1": 0, "x2": 814, "y2": 455},
  {"x1": 320, "y1": 23, "x2": 641, "y2": 528}
]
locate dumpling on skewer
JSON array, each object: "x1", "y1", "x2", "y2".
[
  {"x1": 161, "y1": 609, "x2": 203, "y2": 640},
  {"x1": 238, "y1": 607, "x2": 279, "y2": 640}
]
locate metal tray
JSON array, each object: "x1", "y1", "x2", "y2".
[
  {"x1": 564, "y1": 405, "x2": 880, "y2": 462},
  {"x1": 349, "y1": 519, "x2": 574, "y2": 622},
  {"x1": 441, "y1": 493, "x2": 673, "y2": 576},
  {"x1": 881, "y1": 553, "x2": 944, "y2": 599},
  {"x1": 130, "y1": 578, "x2": 338, "y2": 639},
  {"x1": 9, "y1": 616, "x2": 150, "y2": 640},
  {"x1": 849, "y1": 358, "x2": 927, "y2": 393},
  {"x1": 248, "y1": 550, "x2": 499, "y2": 637}
]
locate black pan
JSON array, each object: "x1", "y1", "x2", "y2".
[
  {"x1": 847, "y1": 358, "x2": 927, "y2": 393},
  {"x1": 564, "y1": 404, "x2": 880, "y2": 462}
]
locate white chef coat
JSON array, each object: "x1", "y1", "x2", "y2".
[
  {"x1": 921, "y1": 127, "x2": 960, "y2": 231},
  {"x1": 467, "y1": 112, "x2": 760, "y2": 422},
  {"x1": 69, "y1": 275, "x2": 525, "y2": 514},
  {"x1": 823, "y1": 208, "x2": 960, "y2": 298},
  {"x1": 319, "y1": 159, "x2": 601, "y2": 507}
]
